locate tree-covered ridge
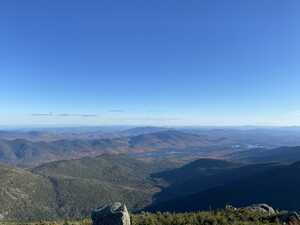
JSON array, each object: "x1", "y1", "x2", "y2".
[{"x1": 0, "y1": 154, "x2": 180, "y2": 220}]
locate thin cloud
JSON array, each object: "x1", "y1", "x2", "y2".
[
  {"x1": 31, "y1": 113, "x2": 98, "y2": 117},
  {"x1": 31, "y1": 113, "x2": 53, "y2": 117},
  {"x1": 74, "y1": 114, "x2": 98, "y2": 117},
  {"x1": 57, "y1": 113, "x2": 71, "y2": 117}
]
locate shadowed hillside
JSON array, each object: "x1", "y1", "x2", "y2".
[
  {"x1": 148, "y1": 161, "x2": 300, "y2": 212},
  {"x1": 150, "y1": 159, "x2": 279, "y2": 203}
]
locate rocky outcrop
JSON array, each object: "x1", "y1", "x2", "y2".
[
  {"x1": 276, "y1": 212, "x2": 300, "y2": 225},
  {"x1": 91, "y1": 202, "x2": 131, "y2": 225},
  {"x1": 245, "y1": 203, "x2": 276, "y2": 215}
]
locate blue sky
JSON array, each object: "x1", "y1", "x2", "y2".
[{"x1": 0, "y1": 0, "x2": 300, "y2": 126}]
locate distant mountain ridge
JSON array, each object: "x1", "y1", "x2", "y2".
[
  {"x1": 3, "y1": 128, "x2": 300, "y2": 166},
  {"x1": 0, "y1": 130, "x2": 117, "y2": 142},
  {"x1": 119, "y1": 126, "x2": 170, "y2": 136},
  {"x1": 228, "y1": 146, "x2": 300, "y2": 164},
  {"x1": 0, "y1": 138, "x2": 127, "y2": 166},
  {"x1": 0, "y1": 130, "x2": 228, "y2": 166}
]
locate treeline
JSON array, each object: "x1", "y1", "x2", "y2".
[
  {"x1": 2, "y1": 208, "x2": 282, "y2": 225},
  {"x1": 131, "y1": 209, "x2": 281, "y2": 225}
]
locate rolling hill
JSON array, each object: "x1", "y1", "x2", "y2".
[
  {"x1": 0, "y1": 163, "x2": 58, "y2": 220},
  {"x1": 3, "y1": 128, "x2": 300, "y2": 167},
  {"x1": 0, "y1": 138, "x2": 127, "y2": 166},
  {"x1": 150, "y1": 158, "x2": 278, "y2": 203},
  {"x1": 0, "y1": 154, "x2": 181, "y2": 220},
  {"x1": 2, "y1": 153, "x2": 300, "y2": 220},
  {"x1": 128, "y1": 130, "x2": 210, "y2": 149},
  {"x1": 0, "y1": 129, "x2": 118, "y2": 142},
  {"x1": 0, "y1": 130, "x2": 231, "y2": 166},
  {"x1": 148, "y1": 160, "x2": 300, "y2": 212}
]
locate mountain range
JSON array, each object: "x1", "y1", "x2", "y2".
[
  {"x1": 2, "y1": 152, "x2": 300, "y2": 220},
  {"x1": 2, "y1": 127, "x2": 300, "y2": 221},
  {"x1": 0, "y1": 130, "x2": 232, "y2": 166}
]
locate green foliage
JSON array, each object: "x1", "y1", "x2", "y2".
[
  {"x1": 0, "y1": 164, "x2": 58, "y2": 220},
  {"x1": 1, "y1": 209, "x2": 282, "y2": 225},
  {"x1": 0, "y1": 154, "x2": 172, "y2": 220},
  {"x1": 131, "y1": 209, "x2": 281, "y2": 225}
]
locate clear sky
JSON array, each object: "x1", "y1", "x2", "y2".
[{"x1": 0, "y1": 0, "x2": 300, "y2": 127}]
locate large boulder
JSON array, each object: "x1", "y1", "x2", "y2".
[
  {"x1": 91, "y1": 202, "x2": 131, "y2": 225},
  {"x1": 245, "y1": 203, "x2": 276, "y2": 215}
]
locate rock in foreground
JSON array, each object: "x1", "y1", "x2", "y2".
[
  {"x1": 91, "y1": 202, "x2": 131, "y2": 225},
  {"x1": 277, "y1": 212, "x2": 300, "y2": 225},
  {"x1": 245, "y1": 203, "x2": 276, "y2": 215}
]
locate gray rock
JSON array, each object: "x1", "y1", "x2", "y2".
[
  {"x1": 277, "y1": 212, "x2": 300, "y2": 225},
  {"x1": 245, "y1": 203, "x2": 275, "y2": 215},
  {"x1": 225, "y1": 205, "x2": 237, "y2": 210},
  {"x1": 91, "y1": 202, "x2": 131, "y2": 225}
]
